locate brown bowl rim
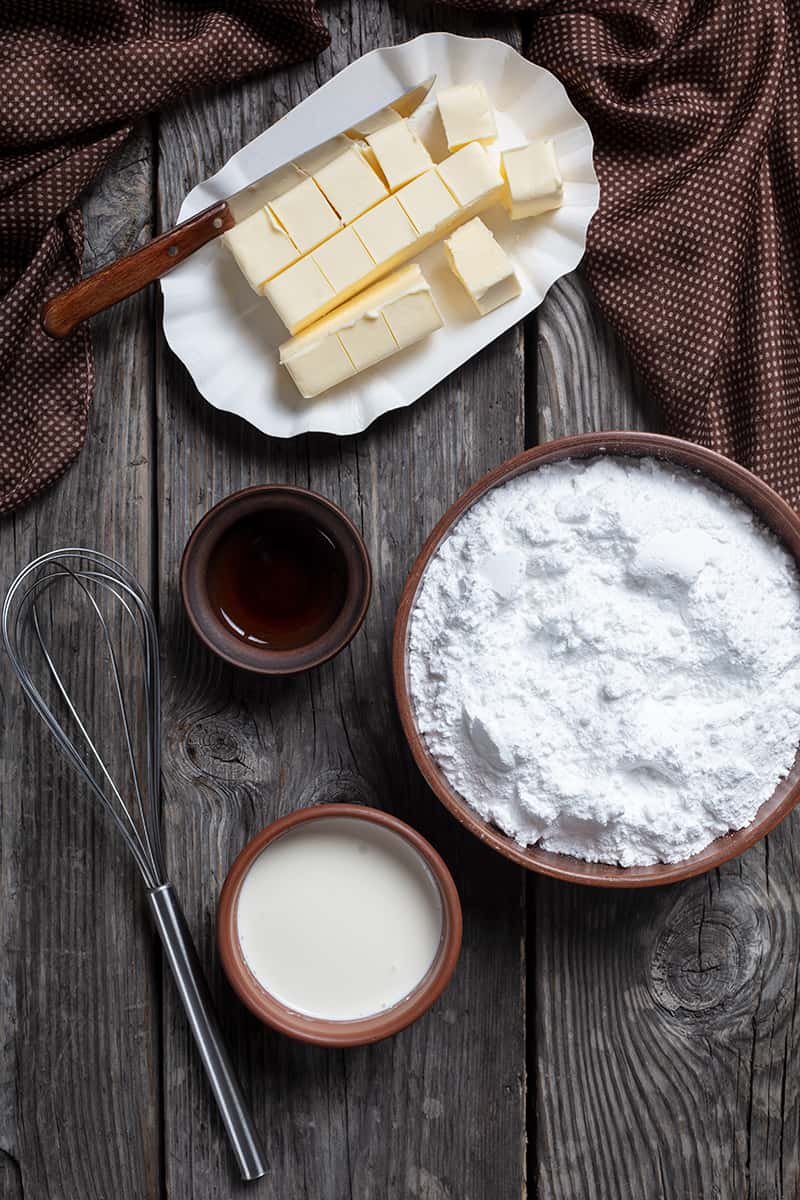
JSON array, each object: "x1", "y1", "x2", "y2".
[
  {"x1": 216, "y1": 803, "x2": 463, "y2": 1045},
  {"x1": 180, "y1": 484, "x2": 372, "y2": 675},
  {"x1": 392, "y1": 430, "x2": 800, "y2": 888}
]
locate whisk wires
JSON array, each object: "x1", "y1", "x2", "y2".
[{"x1": 2, "y1": 549, "x2": 166, "y2": 890}]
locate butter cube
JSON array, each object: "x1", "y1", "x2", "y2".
[
  {"x1": 501, "y1": 140, "x2": 563, "y2": 219},
  {"x1": 353, "y1": 138, "x2": 385, "y2": 182},
  {"x1": 223, "y1": 207, "x2": 299, "y2": 291},
  {"x1": 396, "y1": 169, "x2": 459, "y2": 236},
  {"x1": 299, "y1": 138, "x2": 388, "y2": 223},
  {"x1": 280, "y1": 336, "x2": 355, "y2": 400},
  {"x1": 262, "y1": 256, "x2": 335, "y2": 332},
  {"x1": 230, "y1": 163, "x2": 305, "y2": 215},
  {"x1": 338, "y1": 312, "x2": 397, "y2": 370},
  {"x1": 437, "y1": 142, "x2": 504, "y2": 208},
  {"x1": 444, "y1": 218, "x2": 521, "y2": 315},
  {"x1": 268, "y1": 177, "x2": 342, "y2": 254},
  {"x1": 382, "y1": 287, "x2": 443, "y2": 349},
  {"x1": 346, "y1": 138, "x2": 389, "y2": 189},
  {"x1": 294, "y1": 135, "x2": 352, "y2": 176},
  {"x1": 365, "y1": 120, "x2": 433, "y2": 191},
  {"x1": 437, "y1": 82, "x2": 497, "y2": 152},
  {"x1": 280, "y1": 264, "x2": 442, "y2": 397},
  {"x1": 353, "y1": 196, "x2": 417, "y2": 267},
  {"x1": 312, "y1": 227, "x2": 376, "y2": 294},
  {"x1": 348, "y1": 108, "x2": 403, "y2": 137}
]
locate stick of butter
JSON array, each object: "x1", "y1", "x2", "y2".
[
  {"x1": 222, "y1": 207, "x2": 300, "y2": 292},
  {"x1": 500, "y1": 140, "x2": 563, "y2": 219},
  {"x1": 437, "y1": 82, "x2": 497, "y2": 152},
  {"x1": 264, "y1": 142, "x2": 505, "y2": 335},
  {"x1": 444, "y1": 217, "x2": 521, "y2": 315},
  {"x1": 365, "y1": 119, "x2": 433, "y2": 192},
  {"x1": 279, "y1": 264, "x2": 443, "y2": 399}
]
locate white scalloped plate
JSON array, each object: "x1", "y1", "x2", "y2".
[{"x1": 161, "y1": 33, "x2": 599, "y2": 438}]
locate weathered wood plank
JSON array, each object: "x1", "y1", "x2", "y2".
[
  {"x1": 155, "y1": 8, "x2": 527, "y2": 1198},
  {"x1": 534, "y1": 269, "x2": 800, "y2": 1198},
  {"x1": 537, "y1": 271, "x2": 659, "y2": 438},
  {"x1": 0, "y1": 124, "x2": 160, "y2": 1199}
]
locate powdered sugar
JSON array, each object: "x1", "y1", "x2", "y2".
[{"x1": 408, "y1": 456, "x2": 800, "y2": 866}]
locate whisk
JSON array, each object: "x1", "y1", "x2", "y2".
[{"x1": 2, "y1": 548, "x2": 266, "y2": 1183}]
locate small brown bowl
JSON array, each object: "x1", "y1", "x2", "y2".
[
  {"x1": 217, "y1": 803, "x2": 462, "y2": 1046},
  {"x1": 181, "y1": 485, "x2": 371, "y2": 674},
  {"x1": 393, "y1": 431, "x2": 800, "y2": 888}
]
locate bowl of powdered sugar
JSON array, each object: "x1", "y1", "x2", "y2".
[{"x1": 393, "y1": 432, "x2": 800, "y2": 886}]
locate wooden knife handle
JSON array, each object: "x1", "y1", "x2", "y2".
[{"x1": 42, "y1": 200, "x2": 235, "y2": 339}]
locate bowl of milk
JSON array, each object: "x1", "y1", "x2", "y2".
[{"x1": 217, "y1": 804, "x2": 462, "y2": 1045}]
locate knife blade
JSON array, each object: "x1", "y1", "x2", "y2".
[{"x1": 226, "y1": 75, "x2": 436, "y2": 223}]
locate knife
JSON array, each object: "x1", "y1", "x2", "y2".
[{"x1": 42, "y1": 76, "x2": 436, "y2": 340}]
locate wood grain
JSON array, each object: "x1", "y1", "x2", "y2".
[
  {"x1": 5, "y1": 11, "x2": 799, "y2": 1200},
  {"x1": 155, "y1": 5, "x2": 527, "y2": 1197},
  {"x1": 0, "y1": 124, "x2": 161, "y2": 1198},
  {"x1": 534, "y1": 269, "x2": 800, "y2": 1199},
  {"x1": 537, "y1": 271, "x2": 659, "y2": 437}
]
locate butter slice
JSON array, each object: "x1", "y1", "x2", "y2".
[
  {"x1": 501, "y1": 140, "x2": 563, "y2": 219},
  {"x1": 300, "y1": 139, "x2": 388, "y2": 223},
  {"x1": 348, "y1": 107, "x2": 403, "y2": 137},
  {"x1": 280, "y1": 264, "x2": 442, "y2": 398},
  {"x1": 365, "y1": 120, "x2": 433, "y2": 191},
  {"x1": 312, "y1": 227, "x2": 376, "y2": 294},
  {"x1": 353, "y1": 196, "x2": 417, "y2": 267},
  {"x1": 437, "y1": 82, "x2": 497, "y2": 152},
  {"x1": 445, "y1": 218, "x2": 521, "y2": 315},
  {"x1": 396, "y1": 169, "x2": 459, "y2": 236},
  {"x1": 354, "y1": 138, "x2": 385, "y2": 182},
  {"x1": 280, "y1": 337, "x2": 355, "y2": 400},
  {"x1": 382, "y1": 287, "x2": 443, "y2": 349},
  {"x1": 268, "y1": 177, "x2": 342, "y2": 254},
  {"x1": 294, "y1": 134, "x2": 353, "y2": 176},
  {"x1": 338, "y1": 313, "x2": 397, "y2": 370},
  {"x1": 223, "y1": 207, "x2": 299, "y2": 292},
  {"x1": 437, "y1": 142, "x2": 504, "y2": 207},
  {"x1": 231, "y1": 163, "x2": 305, "y2": 214},
  {"x1": 263, "y1": 256, "x2": 335, "y2": 332}
]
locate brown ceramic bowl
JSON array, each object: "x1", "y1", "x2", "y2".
[
  {"x1": 393, "y1": 431, "x2": 800, "y2": 888},
  {"x1": 181, "y1": 485, "x2": 371, "y2": 674},
  {"x1": 217, "y1": 803, "x2": 462, "y2": 1046}
]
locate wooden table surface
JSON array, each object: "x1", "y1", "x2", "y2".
[{"x1": 2, "y1": 8, "x2": 798, "y2": 1200}]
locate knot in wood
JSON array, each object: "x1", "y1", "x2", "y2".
[
  {"x1": 648, "y1": 879, "x2": 762, "y2": 1022},
  {"x1": 182, "y1": 717, "x2": 253, "y2": 782}
]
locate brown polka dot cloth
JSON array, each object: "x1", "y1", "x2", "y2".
[
  {"x1": 0, "y1": 0, "x2": 329, "y2": 514},
  {"x1": 449, "y1": 0, "x2": 800, "y2": 506}
]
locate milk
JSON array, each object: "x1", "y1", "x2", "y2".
[{"x1": 236, "y1": 817, "x2": 444, "y2": 1020}]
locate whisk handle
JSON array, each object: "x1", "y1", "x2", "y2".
[{"x1": 147, "y1": 884, "x2": 267, "y2": 1183}]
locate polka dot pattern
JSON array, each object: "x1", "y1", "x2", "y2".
[
  {"x1": 0, "y1": 0, "x2": 330, "y2": 513},
  {"x1": 452, "y1": 1, "x2": 800, "y2": 506}
]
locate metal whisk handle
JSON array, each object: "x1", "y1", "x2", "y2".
[{"x1": 147, "y1": 884, "x2": 267, "y2": 1183}]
